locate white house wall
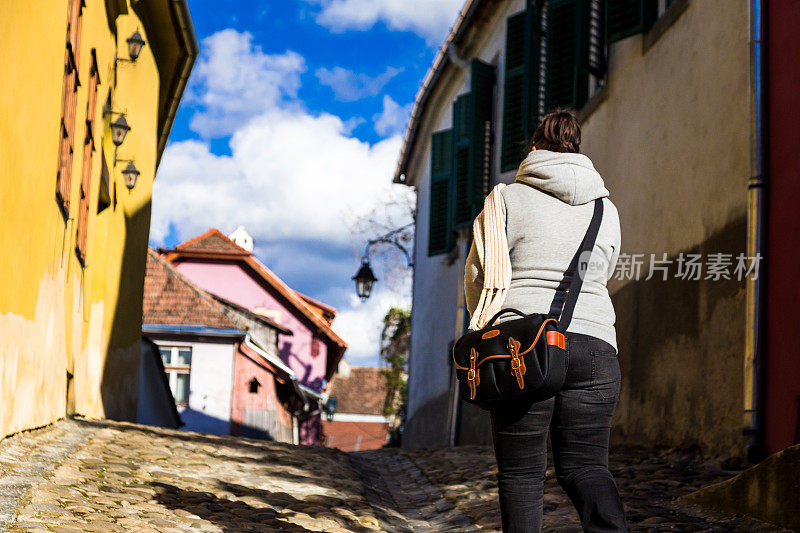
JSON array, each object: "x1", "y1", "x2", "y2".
[
  {"x1": 152, "y1": 338, "x2": 236, "y2": 436},
  {"x1": 405, "y1": 0, "x2": 526, "y2": 448}
]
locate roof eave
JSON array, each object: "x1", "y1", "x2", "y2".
[
  {"x1": 393, "y1": 0, "x2": 485, "y2": 186},
  {"x1": 142, "y1": 325, "x2": 246, "y2": 337},
  {"x1": 155, "y1": 0, "x2": 198, "y2": 168}
]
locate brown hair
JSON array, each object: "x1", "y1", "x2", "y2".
[{"x1": 530, "y1": 109, "x2": 581, "y2": 153}]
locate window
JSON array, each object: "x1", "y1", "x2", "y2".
[
  {"x1": 544, "y1": 0, "x2": 605, "y2": 111},
  {"x1": 159, "y1": 346, "x2": 192, "y2": 406},
  {"x1": 604, "y1": 0, "x2": 689, "y2": 44},
  {"x1": 76, "y1": 50, "x2": 99, "y2": 264},
  {"x1": 428, "y1": 129, "x2": 453, "y2": 256},
  {"x1": 427, "y1": 60, "x2": 495, "y2": 255},
  {"x1": 501, "y1": 1, "x2": 606, "y2": 171},
  {"x1": 452, "y1": 59, "x2": 495, "y2": 230},
  {"x1": 500, "y1": 9, "x2": 542, "y2": 171},
  {"x1": 56, "y1": 0, "x2": 83, "y2": 216},
  {"x1": 249, "y1": 378, "x2": 261, "y2": 394}
]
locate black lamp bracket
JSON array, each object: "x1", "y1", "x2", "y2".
[{"x1": 361, "y1": 222, "x2": 415, "y2": 268}]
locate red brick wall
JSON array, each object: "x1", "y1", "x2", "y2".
[{"x1": 322, "y1": 420, "x2": 389, "y2": 452}]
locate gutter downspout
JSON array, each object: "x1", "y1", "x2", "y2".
[
  {"x1": 744, "y1": 0, "x2": 768, "y2": 463},
  {"x1": 448, "y1": 234, "x2": 472, "y2": 446}
]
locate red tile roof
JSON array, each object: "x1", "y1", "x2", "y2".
[
  {"x1": 297, "y1": 291, "x2": 337, "y2": 324},
  {"x1": 174, "y1": 228, "x2": 248, "y2": 254},
  {"x1": 162, "y1": 230, "x2": 347, "y2": 354},
  {"x1": 143, "y1": 248, "x2": 238, "y2": 329},
  {"x1": 329, "y1": 367, "x2": 390, "y2": 416}
]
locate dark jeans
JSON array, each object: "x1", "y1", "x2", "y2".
[{"x1": 489, "y1": 331, "x2": 627, "y2": 532}]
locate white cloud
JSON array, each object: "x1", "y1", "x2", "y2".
[
  {"x1": 331, "y1": 284, "x2": 411, "y2": 367},
  {"x1": 187, "y1": 29, "x2": 306, "y2": 137},
  {"x1": 153, "y1": 29, "x2": 415, "y2": 368},
  {"x1": 315, "y1": 66, "x2": 402, "y2": 102},
  {"x1": 154, "y1": 110, "x2": 407, "y2": 245},
  {"x1": 306, "y1": 0, "x2": 464, "y2": 44},
  {"x1": 373, "y1": 95, "x2": 413, "y2": 137}
]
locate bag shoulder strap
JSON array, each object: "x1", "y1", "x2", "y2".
[{"x1": 550, "y1": 198, "x2": 604, "y2": 333}]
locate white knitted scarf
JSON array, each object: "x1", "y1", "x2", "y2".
[{"x1": 468, "y1": 184, "x2": 511, "y2": 331}]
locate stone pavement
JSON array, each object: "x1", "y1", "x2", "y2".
[
  {"x1": 401, "y1": 445, "x2": 790, "y2": 532},
  {"x1": 0, "y1": 418, "x2": 789, "y2": 532}
]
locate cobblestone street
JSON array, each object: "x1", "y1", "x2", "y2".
[{"x1": 0, "y1": 418, "x2": 787, "y2": 532}]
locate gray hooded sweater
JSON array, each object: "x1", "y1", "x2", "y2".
[{"x1": 465, "y1": 149, "x2": 622, "y2": 351}]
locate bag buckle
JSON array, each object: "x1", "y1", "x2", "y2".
[
  {"x1": 507, "y1": 337, "x2": 526, "y2": 389},
  {"x1": 467, "y1": 348, "x2": 480, "y2": 400}
]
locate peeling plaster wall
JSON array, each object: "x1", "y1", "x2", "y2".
[{"x1": 0, "y1": 1, "x2": 170, "y2": 438}]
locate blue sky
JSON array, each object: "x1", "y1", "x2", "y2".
[
  {"x1": 150, "y1": 0, "x2": 464, "y2": 366},
  {"x1": 166, "y1": 1, "x2": 439, "y2": 153}
]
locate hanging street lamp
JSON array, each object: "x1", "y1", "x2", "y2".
[
  {"x1": 121, "y1": 162, "x2": 140, "y2": 190},
  {"x1": 352, "y1": 222, "x2": 414, "y2": 302},
  {"x1": 353, "y1": 260, "x2": 378, "y2": 302}
]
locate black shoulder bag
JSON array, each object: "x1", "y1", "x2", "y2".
[{"x1": 453, "y1": 198, "x2": 604, "y2": 410}]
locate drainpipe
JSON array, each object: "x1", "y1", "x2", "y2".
[
  {"x1": 744, "y1": 0, "x2": 768, "y2": 463},
  {"x1": 292, "y1": 416, "x2": 299, "y2": 445},
  {"x1": 447, "y1": 233, "x2": 472, "y2": 446}
]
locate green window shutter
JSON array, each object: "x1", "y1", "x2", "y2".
[
  {"x1": 468, "y1": 58, "x2": 495, "y2": 223},
  {"x1": 545, "y1": 0, "x2": 591, "y2": 111},
  {"x1": 605, "y1": 0, "x2": 658, "y2": 44},
  {"x1": 428, "y1": 129, "x2": 454, "y2": 256},
  {"x1": 500, "y1": 12, "x2": 527, "y2": 172},
  {"x1": 525, "y1": 3, "x2": 544, "y2": 139},
  {"x1": 500, "y1": 6, "x2": 543, "y2": 173},
  {"x1": 451, "y1": 94, "x2": 473, "y2": 229},
  {"x1": 450, "y1": 59, "x2": 496, "y2": 230}
]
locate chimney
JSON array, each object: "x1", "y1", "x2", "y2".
[{"x1": 228, "y1": 225, "x2": 254, "y2": 252}]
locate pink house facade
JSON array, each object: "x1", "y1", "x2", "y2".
[{"x1": 161, "y1": 229, "x2": 347, "y2": 445}]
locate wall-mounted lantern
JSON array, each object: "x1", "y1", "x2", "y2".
[
  {"x1": 121, "y1": 162, "x2": 140, "y2": 190},
  {"x1": 110, "y1": 114, "x2": 131, "y2": 146},
  {"x1": 117, "y1": 30, "x2": 146, "y2": 64},
  {"x1": 126, "y1": 30, "x2": 146, "y2": 61}
]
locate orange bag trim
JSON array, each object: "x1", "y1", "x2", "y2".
[
  {"x1": 452, "y1": 318, "x2": 561, "y2": 371},
  {"x1": 546, "y1": 330, "x2": 566, "y2": 350},
  {"x1": 481, "y1": 329, "x2": 500, "y2": 340}
]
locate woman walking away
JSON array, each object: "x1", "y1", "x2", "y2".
[{"x1": 464, "y1": 110, "x2": 627, "y2": 532}]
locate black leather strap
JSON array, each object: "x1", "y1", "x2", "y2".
[
  {"x1": 485, "y1": 308, "x2": 527, "y2": 327},
  {"x1": 549, "y1": 199, "x2": 604, "y2": 333}
]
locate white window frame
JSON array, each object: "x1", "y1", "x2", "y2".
[{"x1": 159, "y1": 345, "x2": 192, "y2": 407}]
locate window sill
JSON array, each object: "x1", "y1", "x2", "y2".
[
  {"x1": 577, "y1": 84, "x2": 609, "y2": 124},
  {"x1": 642, "y1": 0, "x2": 690, "y2": 54}
]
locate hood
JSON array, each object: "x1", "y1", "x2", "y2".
[{"x1": 515, "y1": 149, "x2": 609, "y2": 205}]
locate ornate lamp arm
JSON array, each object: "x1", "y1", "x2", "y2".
[{"x1": 361, "y1": 222, "x2": 414, "y2": 267}]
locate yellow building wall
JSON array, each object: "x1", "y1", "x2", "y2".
[
  {"x1": 580, "y1": 1, "x2": 750, "y2": 456},
  {"x1": 0, "y1": 1, "x2": 162, "y2": 437}
]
